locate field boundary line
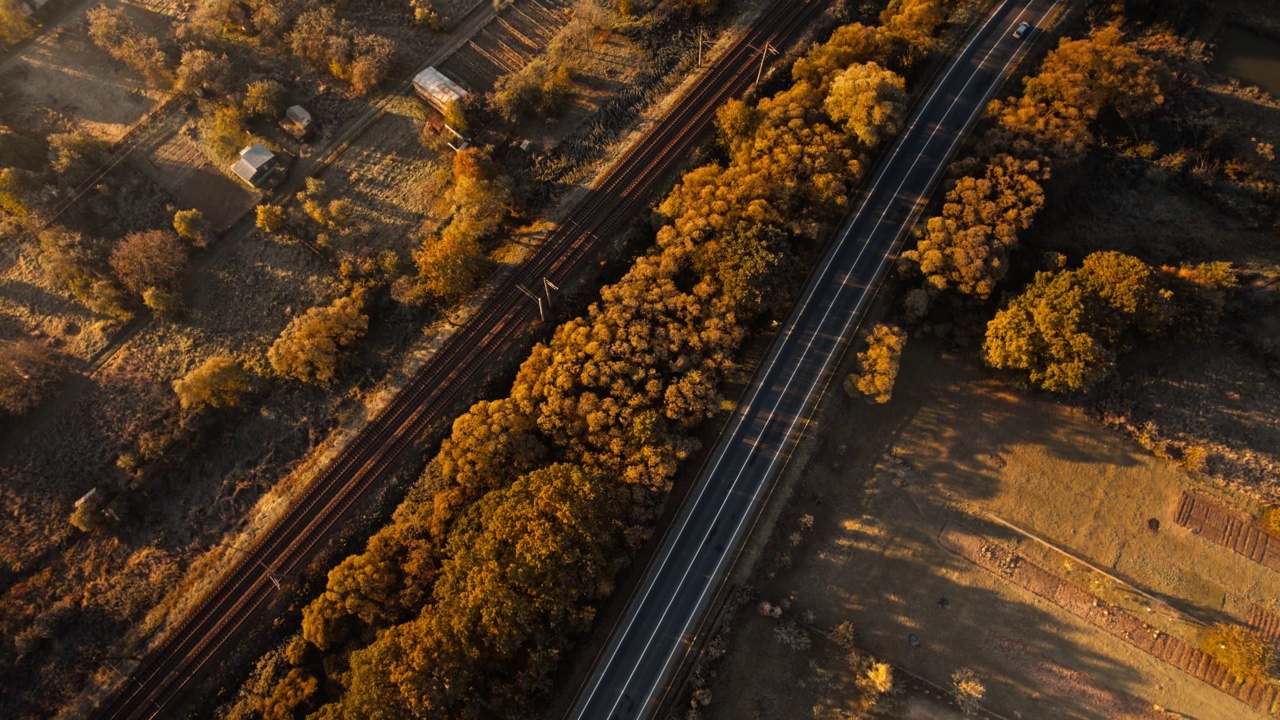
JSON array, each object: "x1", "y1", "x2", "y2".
[{"x1": 939, "y1": 522, "x2": 1280, "y2": 717}]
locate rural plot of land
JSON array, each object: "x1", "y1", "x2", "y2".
[
  {"x1": 314, "y1": 96, "x2": 448, "y2": 258},
  {"x1": 0, "y1": 1, "x2": 176, "y2": 141},
  {"x1": 129, "y1": 126, "x2": 259, "y2": 231},
  {"x1": 706, "y1": 342, "x2": 1280, "y2": 720}
]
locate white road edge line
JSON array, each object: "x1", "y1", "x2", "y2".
[
  {"x1": 569, "y1": 2, "x2": 1019, "y2": 714},
  {"x1": 628, "y1": 8, "x2": 1053, "y2": 716},
  {"x1": 580, "y1": 1, "x2": 1042, "y2": 717}
]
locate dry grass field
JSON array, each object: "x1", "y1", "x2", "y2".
[
  {"x1": 0, "y1": 1, "x2": 177, "y2": 141},
  {"x1": 703, "y1": 340, "x2": 1280, "y2": 720}
]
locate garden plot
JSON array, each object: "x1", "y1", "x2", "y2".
[
  {"x1": 701, "y1": 341, "x2": 1280, "y2": 720},
  {"x1": 0, "y1": 0, "x2": 178, "y2": 140},
  {"x1": 129, "y1": 125, "x2": 260, "y2": 231},
  {"x1": 313, "y1": 95, "x2": 448, "y2": 258},
  {"x1": 439, "y1": 0, "x2": 571, "y2": 92}
]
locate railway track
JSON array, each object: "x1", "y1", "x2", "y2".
[{"x1": 89, "y1": 1, "x2": 826, "y2": 717}]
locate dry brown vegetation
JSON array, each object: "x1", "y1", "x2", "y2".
[
  {"x1": 700, "y1": 1, "x2": 1280, "y2": 717},
  {"x1": 0, "y1": 0, "x2": 816, "y2": 717}
]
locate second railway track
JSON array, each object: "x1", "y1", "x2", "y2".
[{"x1": 91, "y1": 1, "x2": 827, "y2": 717}]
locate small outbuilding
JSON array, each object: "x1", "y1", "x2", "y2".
[
  {"x1": 231, "y1": 144, "x2": 279, "y2": 188},
  {"x1": 284, "y1": 105, "x2": 313, "y2": 138},
  {"x1": 412, "y1": 67, "x2": 469, "y2": 113}
]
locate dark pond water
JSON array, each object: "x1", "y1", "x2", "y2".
[{"x1": 1212, "y1": 25, "x2": 1280, "y2": 96}]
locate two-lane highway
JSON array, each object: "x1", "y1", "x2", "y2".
[{"x1": 567, "y1": 1, "x2": 1063, "y2": 718}]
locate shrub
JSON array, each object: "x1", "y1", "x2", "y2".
[
  {"x1": 951, "y1": 667, "x2": 985, "y2": 716},
  {"x1": 173, "y1": 208, "x2": 210, "y2": 246},
  {"x1": 1180, "y1": 445, "x2": 1208, "y2": 474},
  {"x1": 862, "y1": 661, "x2": 893, "y2": 695},
  {"x1": 69, "y1": 491, "x2": 107, "y2": 533},
  {"x1": 243, "y1": 79, "x2": 286, "y2": 119},
  {"x1": 256, "y1": 204, "x2": 288, "y2": 235},
  {"x1": 142, "y1": 286, "x2": 184, "y2": 320},
  {"x1": 1200, "y1": 622, "x2": 1274, "y2": 683}
]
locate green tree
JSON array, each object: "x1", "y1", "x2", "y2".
[
  {"x1": 211, "y1": 104, "x2": 252, "y2": 162},
  {"x1": 993, "y1": 24, "x2": 1163, "y2": 156},
  {"x1": 442, "y1": 99, "x2": 468, "y2": 132},
  {"x1": 900, "y1": 155, "x2": 1047, "y2": 297},
  {"x1": 984, "y1": 268, "x2": 1116, "y2": 393},
  {"x1": 176, "y1": 49, "x2": 231, "y2": 94},
  {"x1": 0, "y1": 0, "x2": 34, "y2": 47},
  {"x1": 85, "y1": 5, "x2": 171, "y2": 87},
  {"x1": 268, "y1": 295, "x2": 369, "y2": 384},
  {"x1": 256, "y1": 203, "x2": 287, "y2": 235},
  {"x1": 260, "y1": 667, "x2": 318, "y2": 720},
  {"x1": 880, "y1": 0, "x2": 946, "y2": 62},
  {"x1": 242, "y1": 79, "x2": 286, "y2": 119},
  {"x1": 47, "y1": 130, "x2": 109, "y2": 180},
  {"x1": 824, "y1": 61, "x2": 907, "y2": 147},
  {"x1": 336, "y1": 464, "x2": 629, "y2": 718},
  {"x1": 490, "y1": 55, "x2": 574, "y2": 122},
  {"x1": 173, "y1": 355, "x2": 252, "y2": 412},
  {"x1": 0, "y1": 167, "x2": 29, "y2": 218},
  {"x1": 411, "y1": 231, "x2": 483, "y2": 302},
  {"x1": 173, "y1": 208, "x2": 210, "y2": 246},
  {"x1": 791, "y1": 23, "x2": 888, "y2": 90},
  {"x1": 982, "y1": 252, "x2": 1176, "y2": 393},
  {"x1": 845, "y1": 324, "x2": 907, "y2": 403}
]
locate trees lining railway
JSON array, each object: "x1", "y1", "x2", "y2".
[{"x1": 90, "y1": 1, "x2": 828, "y2": 717}]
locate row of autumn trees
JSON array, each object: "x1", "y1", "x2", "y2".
[
  {"x1": 225, "y1": 4, "x2": 960, "y2": 718},
  {"x1": 897, "y1": 22, "x2": 1236, "y2": 394},
  {"x1": 84, "y1": 1, "x2": 403, "y2": 98}
]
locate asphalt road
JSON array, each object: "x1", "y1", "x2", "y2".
[{"x1": 566, "y1": 1, "x2": 1063, "y2": 718}]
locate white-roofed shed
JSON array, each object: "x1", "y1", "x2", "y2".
[
  {"x1": 412, "y1": 67, "x2": 469, "y2": 112},
  {"x1": 231, "y1": 144, "x2": 278, "y2": 188}
]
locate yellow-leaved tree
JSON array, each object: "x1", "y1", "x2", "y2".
[
  {"x1": 268, "y1": 295, "x2": 368, "y2": 384},
  {"x1": 845, "y1": 324, "x2": 907, "y2": 403}
]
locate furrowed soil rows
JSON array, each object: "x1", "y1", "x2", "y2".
[
  {"x1": 1249, "y1": 604, "x2": 1280, "y2": 643},
  {"x1": 941, "y1": 523, "x2": 1280, "y2": 717},
  {"x1": 1175, "y1": 491, "x2": 1280, "y2": 572},
  {"x1": 440, "y1": 0, "x2": 570, "y2": 91}
]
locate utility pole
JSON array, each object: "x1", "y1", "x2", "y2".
[
  {"x1": 215, "y1": 540, "x2": 285, "y2": 590},
  {"x1": 517, "y1": 284, "x2": 544, "y2": 322},
  {"x1": 698, "y1": 27, "x2": 706, "y2": 67},
  {"x1": 748, "y1": 42, "x2": 777, "y2": 87},
  {"x1": 542, "y1": 277, "x2": 559, "y2": 309}
]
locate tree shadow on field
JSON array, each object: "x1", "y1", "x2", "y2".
[
  {"x1": 0, "y1": 276, "x2": 91, "y2": 333},
  {"x1": 728, "y1": 339, "x2": 1195, "y2": 719},
  {"x1": 878, "y1": 340, "x2": 1143, "y2": 506},
  {"x1": 737, "y1": 479, "x2": 1153, "y2": 720}
]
